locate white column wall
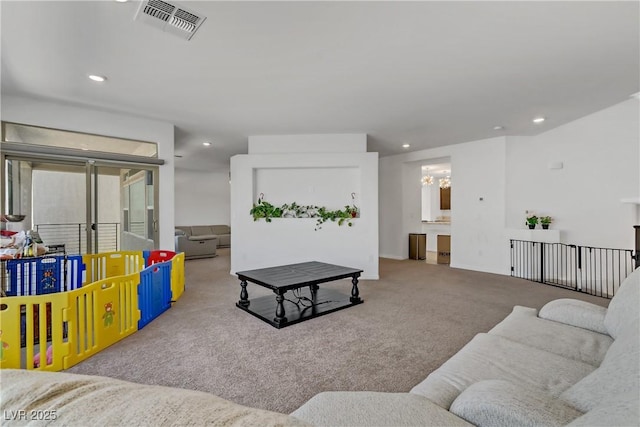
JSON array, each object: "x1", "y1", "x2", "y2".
[
  {"x1": 174, "y1": 168, "x2": 230, "y2": 226},
  {"x1": 231, "y1": 135, "x2": 378, "y2": 279},
  {"x1": 1, "y1": 95, "x2": 175, "y2": 250}
]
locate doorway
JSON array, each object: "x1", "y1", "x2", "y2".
[{"x1": 420, "y1": 160, "x2": 452, "y2": 265}]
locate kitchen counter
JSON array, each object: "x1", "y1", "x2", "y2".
[{"x1": 421, "y1": 221, "x2": 451, "y2": 252}]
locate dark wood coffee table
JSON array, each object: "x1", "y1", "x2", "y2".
[{"x1": 235, "y1": 261, "x2": 363, "y2": 328}]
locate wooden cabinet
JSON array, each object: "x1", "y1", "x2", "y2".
[
  {"x1": 409, "y1": 233, "x2": 426, "y2": 260},
  {"x1": 440, "y1": 187, "x2": 451, "y2": 210},
  {"x1": 437, "y1": 234, "x2": 451, "y2": 264}
]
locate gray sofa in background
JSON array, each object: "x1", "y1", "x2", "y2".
[
  {"x1": 209, "y1": 224, "x2": 230, "y2": 248},
  {"x1": 174, "y1": 226, "x2": 218, "y2": 259}
]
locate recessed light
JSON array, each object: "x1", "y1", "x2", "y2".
[
  {"x1": 402, "y1": 143, "x2": 410, "y2": 148},
  {"x1": 532, "y1": 117, "x2": 546, "y2": 124},
  {"x1": 115, "y1": 0, "x2": 128, "y2": 2},
  {"x1": 203, "y1": 142, "x2": 212, "y2": 147},
  {"x1": 88, "y1": 74, "x2": 106, "y2": 82},
  {"x1": 631, "y1": 92, "x2": 640, "y2": 99},
  {"x1": 493, "y1": 126, "x2": 504, "y2": 131}
]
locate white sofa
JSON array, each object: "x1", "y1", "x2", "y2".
[
  {"x1": 292, "y1": 266, "x2": 640, "y2": 426},
  {"x1": 1, "y1": 268, "x2": 638, "y2": 426},
  {"x1": 0, "y1": 369, "x2": 308, "y2": 426}
]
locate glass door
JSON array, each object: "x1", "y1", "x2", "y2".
[
  {"x1": 3, "y1": 157, "x2": 89, "y2": 254},
  {"x1": 91, "y1": 164, "x2": 158, "y2": 253},
  {"x1": 3, "y1": 156, "x2": 158, "y2": 255}
]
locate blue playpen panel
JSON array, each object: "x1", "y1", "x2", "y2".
[
  {"x1": 6, "y1": 257, "x2": 59, "y2": 296},
  {"x1": 138, "y1": 260, "x2": 173, "y2": 329},
  {"x1": 4, "y1": 255, "x2": 85, "y2": 296},
  {"x1": 64, "y1": 255, "x2": 85, "y2": 291}
]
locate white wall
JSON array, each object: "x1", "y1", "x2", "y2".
[
  {"x1": 1, "y1": 95, "x2": 176, "y2": 250},
  {"x1": 506, "y1": 99, "x2": 640, "y2": 249},
  {"x1": 231, "y1": 134, "x2": 379, "y2": 279},
  {"x1": 174, "y1": 168, "x2": 230, "y2": 226},
  {"x1": 421, "y1": 185, "x2": 431, "y2": 221},
  {"x1": 380, "y1": 98, "x2": 640, "y2": 275}
]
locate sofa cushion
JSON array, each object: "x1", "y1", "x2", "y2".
[
  {"x1": 604, "y1": 267, "x2": 639, "y2": 339},
  {"x1": 560, "y1": 318, "x2": 640, "y2": 412},
  {"x1": 566, "y1": 391, "x2": 640, "y2": 427},
  {"x1": 291, "y1": 392, "x2": 473, "y2": 427},
  {"x1": 450, "y1": 379, "x2": 583, "y2": 427},
  {"x1": 190, "y1": 225, "x2": 215, "y2": 237},
  {"x1": 0, "y1": 369, "x2": 309, "y2": 426},
  {"x1": 410, "y1": 333, "x2": 595, "y2": 409},
  {"x1": 211, "y1": 225, "x2": 230, "y2": 235},
  {"x1": 488, "y1": 305, "x2": 612, "y2": 366},
  {"x1": 539, "y1": 299, "x2": 608, "y2": 335}
]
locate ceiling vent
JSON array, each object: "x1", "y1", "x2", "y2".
[{"x1": 134, "y1": 0, "x2": 206, "y2": 41}]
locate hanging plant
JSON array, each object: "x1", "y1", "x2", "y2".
[
  {"x1": 314, "y1": 205, "x2": 359, "y2": 230},
  {"x1": 249, "y1": 198, "x2": 283, "y2": 222},
  {"x1": 249, "y1": 197, "x2": 359, "y2": 230}
]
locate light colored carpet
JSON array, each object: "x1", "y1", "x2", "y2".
[{"x1": 66, "y1": 249, "x2": 608, "y2": 414}]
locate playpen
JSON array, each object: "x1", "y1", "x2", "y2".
[{"x1": 0, "y1": 250, "x2": 184, "y2": 372}]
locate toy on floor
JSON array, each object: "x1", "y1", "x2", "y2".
[{"x1": 33, "y1": 345, "x2": 53, "y2": 368}]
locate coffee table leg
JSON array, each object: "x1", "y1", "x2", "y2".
[
  {"x1": 350, "y1": 275, "x2": 362, "y2": 303},
  {"x1": 238, "y1": 280, "x2": 250, "y2": 307},
  {"x1": 310, "y1": 284, "x2": 319, "y2": 300},
  {"x1": 274, "y1": 291, "x2": 288, "y2": 324}
]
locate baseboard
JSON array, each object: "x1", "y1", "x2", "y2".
[
  {"x1": 185, "y1": 254, "x2": 218, "y2": 260},
  {"x1": 379, "y1": 254, "x2": 404, "y2": 260},
  {"x1": 450, "y1": 262, "x2": 509, "y2": 276}
]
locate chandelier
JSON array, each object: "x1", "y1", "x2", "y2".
[
  {"x1": 421, "y1": 168, "x2": 434, "y2": 186},
  {"x1": 439, "y1": 176, "x2": 451, "y2": 189}
]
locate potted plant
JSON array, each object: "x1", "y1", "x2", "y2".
[
  {"x1": 250, "y1": 198, "x2": 283, "y2": 222},
  {"x1": 539, "y1": 216, "x2": 553, "y2": 229},
  {"x1": 525, "y1": 213, "x2": 538, "y2": 229}
]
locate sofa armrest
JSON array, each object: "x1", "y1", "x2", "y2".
[
  {"x1": 0, "y1": 369, "x2": 308, "y2": 426},
  {"x1": 539, "y1": 299, "x2": 608, "y2": 335},
  {"x1": 450, "y1": 380, "x2": 583, "y2": 427},
  {"x1": 187, "y1": 234, "x2": 218, "y2": 241},
  {"x1": 291, "y1": 391, "x2": 472, "y2": 426}
]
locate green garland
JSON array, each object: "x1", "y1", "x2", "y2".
[{"x1": 250, "y1": 198, "x2": 359, "y2": 231}]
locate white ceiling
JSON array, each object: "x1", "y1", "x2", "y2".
[{"x1": 1, "y1": 1, "x2": 638, "y2": 172}]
